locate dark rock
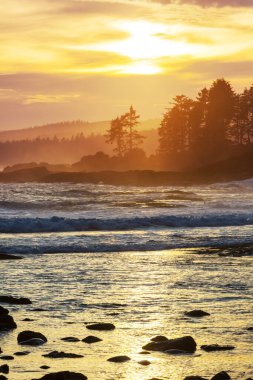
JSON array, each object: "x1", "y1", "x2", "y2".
[
  {"x1": 31, "y1": 308, "x2": 46, "y2": 312},
  {"x1": 150, "y1": 335, "x2": 168, "y2": 342},
  {"x1": 22, "y1": 318, "x2": 34, "y2": 321},
  {"x1": 138, "y1": 360, "x2": 151, "y2": 365},
  {"x1": 185, "y1": 310, "x2": 210, "y2": 318},
  {"x1": 0, "y1": 295, "x2": 31, "y2": 305},
  {"x1": 142, "y1": 335, "x2": 197, "y2": 353},
  {"x1": 0, "y1": 253, "x2": 23, "y2": 260},
  {"x1": 86, "y1": 322, "x2": 115, "y2": 331},
  {"x1": 0, "y1": 375, "x2": 7, "y2": 380},
  {"x1": 201, "y1": 344, "x2": 235, "y2": 352},
  {"x1": 82, "y1": 336, "x2": 102, "y2": 344},
  {"x1": 211, "y1": 372, "x2": 231, "y2": 380},
  {"x1": 165, "y1": 349, "x2": 191, "y2": 355},
  {"x1": 40, "y1": 365, "x2": 50, "y2": 369},
  {"x1": 14, "y1": 351, "x2": 30, "y2": 356},
  {"x1": 0, "y1": 365, "x2": 9, "y2": 374},
  {"x1": 246, "y1": 327, "x2": 253, "y2": 331},
  {"x1": 107, "y1": 355, "x2": 131, "y2": 363},
  {"x1": 0, "y1": 356, "x2": 14, "y2": 360},
  {"x1": 0, "y1": 307, "x2": 8, "y2": 315},
  {"x1": 139, "y1": 351, "x2": 151, "y2": 354},
  {"x1": 0, "y1": 314, "x2": 17, "y2": 331},
  {"x1": 184, "y1": 377, "x2": 207, "y2": 380},
  {"x1": 17, "y1": 331, "x2": 47, "y2": 345},
  {"x1": 43, "y1": 351, "x2": 84, "y2": 359},
  {"x1": 61, "y1": 337, "x2": 80, "y2": 342},
  {"x1": 34, "y1": 371, "x2": 87, "y2": 380}
]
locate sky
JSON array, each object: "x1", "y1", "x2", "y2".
[{"x1": 0, "y1": 0, "x2": 253, "y2": 130}]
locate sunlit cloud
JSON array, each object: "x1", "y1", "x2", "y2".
[{"x1": 0, "y1": 0, "x2": 252, "y2": 128}]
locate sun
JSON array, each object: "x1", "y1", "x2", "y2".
[{"x1": 96, "y1": 20, "x2": 200, "y2": 74}]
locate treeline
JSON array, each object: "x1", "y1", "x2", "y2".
[
  {"x1": 159, "y1": 79, "x2": 253, "y2": 162},
  {"x1": 0, "y1": 134, "x2": 108, "y2": 166},
  {"x1": 106, "y1": 79, "x2": 253, "y2": 169}
]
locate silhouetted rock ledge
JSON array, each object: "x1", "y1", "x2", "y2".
[
  {"x1": 33, "y1": 371, "x2": 87, "y2": 380},
  {"x1": 185, "y1": 310, "x2": 210, "y2": 317},
  {"x1": 142, "y1": 335, "x2": 197, "y2": 353},
  {"x1": 17, "y1": 331, "x2": 47, "y2": 345},
  {"x1": 0, "y1": 295, "x2": 32, "y2": 305},
  {"x1": 86, "y1": 322, "x2": 115, "y2": 331}
]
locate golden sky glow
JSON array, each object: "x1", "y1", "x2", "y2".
[{"x1": 0, "y1": 0, "x2": 253, "y2": 129}]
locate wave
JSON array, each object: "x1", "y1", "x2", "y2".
[{"x1": 1, "y1": 213, "x2": 253, "y2": 233}]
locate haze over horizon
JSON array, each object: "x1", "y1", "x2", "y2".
[{"x1": 1, "y1": 0, "x2": 253, "y2": 130}]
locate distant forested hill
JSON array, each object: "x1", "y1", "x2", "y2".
[{"x1": 0, "y1": 119, "x2": 159, "y2": 141}]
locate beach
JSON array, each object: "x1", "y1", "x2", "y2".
[{"x1": 0, "y1": 247, "x2": 253, "y2": 380}]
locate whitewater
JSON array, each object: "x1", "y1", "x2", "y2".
[{"x1": 0, "y1": 180, "x2": 253, "y2": 254}]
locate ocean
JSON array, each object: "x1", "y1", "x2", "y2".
[
  {"x1": 0, "y1": 180, "x2": 253, "y2": 379},
  {"x1": 1, "y1": 180, "x2": 253, "y2": 253}
]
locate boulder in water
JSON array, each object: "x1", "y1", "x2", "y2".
[
  {"x1": 142, "y1": 335, "x2": 197, "y2": 353},
  {"x1": 0, "y1": 314, "x2": 17, "y2": 332},
  {"x1": 17, "y1": 331, "x2": 47, "y2": 345}
]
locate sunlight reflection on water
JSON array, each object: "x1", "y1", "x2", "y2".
[{"x1": 0, "y1": 249, "x2": 252, "y2": 380}]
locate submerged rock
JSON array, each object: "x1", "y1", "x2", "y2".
[
  {"x1": 201, "y1": 344, "x2": 235, "y2": 352},
  {"x1": 185, "y1": 310, "x2": 210, "y2": 318},
  {"x1": 61, "y1": 337, "x2": 80, "y2": 342},
  {"x1": 138, "y1": 360, "x2": 151, "y2": 365},
  {"x1": 0, "y1": 314, "x2": 17, "y2": 332},
  {"x1": 107, "y1": 355, "x2": 131, "y2": 363},
  {"x1": 43, "y1": 351, "x2": 83, "y2": 358},
  {"x1": 142, "y1": 335, "x2": 197, "y2": 353},
  {"x1": 14, "y1": 351, "x2": 30, "y2": 356},
  {"x1": 86, "y1": 322, "x2": 115, "y2": 331},
  {"x1": 17, "y1": 331, "x2": 47, "y2": 345},
  {"x1": 34, "y1": 371, "x2": 87, "y2": 380},
  {"x1": 82, "y1": 336, "x2": 102, "y2": 344},
  {"x1": 211, "y1": 372, "x2": 231, "y2": 380},
  {"x1": 0, "y1": 295, "x2": 31, "y2": 305}
]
